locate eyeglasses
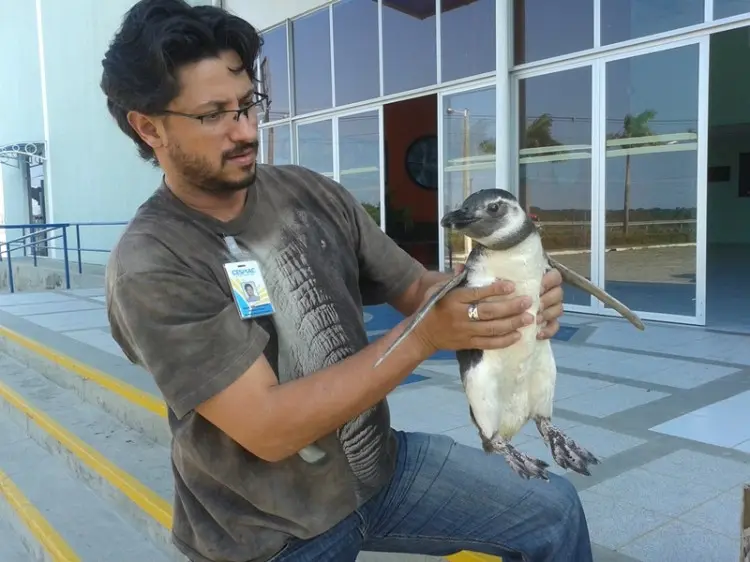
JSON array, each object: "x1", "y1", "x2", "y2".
[{"x1": 161, "y1": 92, "x2": 270, "y2": 128}]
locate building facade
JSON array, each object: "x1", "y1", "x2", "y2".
[
  {"x1": 2, "y1": 0, "x2": 750, "y2": 330},
  {"x1": 241, "y1": 0, "x2": 750, "y2": 331}
]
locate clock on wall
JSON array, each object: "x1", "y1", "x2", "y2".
[{"x1": 405, "y1": 134, "x2": 438, "y2": 191}]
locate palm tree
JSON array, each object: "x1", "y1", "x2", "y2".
[
  {"x1": 608, "y1": 110, "x2": 657, "y2": 235},
  {"x1": 477, "y1": 113, "x2": 561, "y2": 212},
  {"x1": 519, "y1": 113, "x2": 562, "y2": 213}
]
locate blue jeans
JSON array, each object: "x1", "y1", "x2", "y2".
[{"x1": 270, "y1": 430, "x2": 593, "y2": 562}]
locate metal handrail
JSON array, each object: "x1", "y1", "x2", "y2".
[{"x1": 0, "y1": 221, "x2": 127, "y2": 293}]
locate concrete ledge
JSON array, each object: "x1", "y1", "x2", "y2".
[
  {"x1": 0, "y1": 324, "x2": 171, "y2": 448},
  {"x1": 0, "y1": 375, "x2": 181, "y2": 561},
  {"x1": 0, "y1": 466, "x2": 80, "y2": 562}
]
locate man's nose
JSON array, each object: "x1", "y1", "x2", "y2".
[{"x1": 228, "y1": 110, "x2": 257, "y2": 142}]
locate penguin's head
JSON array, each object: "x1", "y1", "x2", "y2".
[{"x1": 440, "y1": 188, "x2": 535, "y2": 250}]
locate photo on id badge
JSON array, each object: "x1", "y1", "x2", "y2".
[{"x1": 224, "y1": 261, "x2": 275, "y2": 319}]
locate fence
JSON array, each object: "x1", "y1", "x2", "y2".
[{"x1": 0, "y1": 222, "x2": 128, "y2": 293}]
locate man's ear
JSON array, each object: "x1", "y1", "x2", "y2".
[{"x1": 127, "y1": 110, "x2": 165, "y2": 152}]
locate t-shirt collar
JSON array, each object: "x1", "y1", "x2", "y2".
[{"x1": 156, "y1": 170, "x2": 260, "y2": 237}]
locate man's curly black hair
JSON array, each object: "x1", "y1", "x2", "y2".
[{"x1": 100, "y1": 0, "x2": 263, "y2": 163}]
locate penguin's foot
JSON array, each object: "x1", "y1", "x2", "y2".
[
  {"x1": 488, "y1": 433, "x2": 550, "y2": 481},
  {"x1": 535, "y1": 417, "x2": 600, "y2": 476}
]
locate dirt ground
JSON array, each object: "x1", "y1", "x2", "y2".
[{"x1": 447, "y1": 244, "x2": 697, "y2": 285}]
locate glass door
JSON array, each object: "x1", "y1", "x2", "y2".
[
  {"x1": 336, "y1": 108, "x2": 384, "y2": 230},
  {"x1": 597, "y1": 40, "x2": 704, "y2": 324},
  {"x1": 439, "y1": 84, "x2": 498, "y2": 272},
  {"x1": 260, "y1": 123, "x2": 292, "y2": 166},
  {"x1": 514, "y1": 65, "x2": 598, "y2": 313},
  {"x1": 296, "y1": 118, "x2": 334, "y2": 178}
]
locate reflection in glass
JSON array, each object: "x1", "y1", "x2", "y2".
[
  {"x1": 605, "y1": 45, "x2": 699, "y2": 316},
  {"x1": 382, "y1": 1, "x2": 436, "y2": 95},
  {"x1": 261, "y1": 125, "x2": 292, "y2": 166},
  {"x1": 601, "y1": 0, "x2": 703, "y2": 46},
  {"x1": 292, "y1": 8, "x2": 332, "y2": 115},
  {"x1": 297, "y1": 120, "x2": 333, "y2": 177},
  {"x1": 333, "y1": 0, "x2": 379, "y2": 105},
  {"x1": 339, "y1": 111, "x2": 382, "y2": 227},
  {"x1": 258, "y1": 24, "x2": 290, "y2": 122},
  {"x1": 513, "y1": 0, "x2": 593, "y2": 65},
  {"x1": 442, "y1": 87, "x2": 496, "y2": 269},
  {"x1": 441, "y1": 0, "x2": 495, "y2": 82},
  {"x1": 714, "y1": 0, "x2": 750, "y2": 19},
  {"x1": 518, "y1": 67, "x2": 593, "y2": 306}
]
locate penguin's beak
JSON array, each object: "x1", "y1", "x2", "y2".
[{"x1": 441, "y1": 208, "x2": 479, "y2": 230}]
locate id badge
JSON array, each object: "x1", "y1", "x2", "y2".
[{"x1": 223, "y1": 260, "x2": 275, "y2": 319}]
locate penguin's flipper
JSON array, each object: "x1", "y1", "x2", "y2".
[
  {"x1": 546, "y1": 255, "x2": 646, "y2": 331},
  {"x1": 373, "y1": 269, "x2": 468, "y2": 368}
]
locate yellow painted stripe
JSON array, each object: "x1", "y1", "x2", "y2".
[
  {"x1": 0, "y1": 467, "x2": 80, "y2": 562},
  {"x1": 0, "y1": 379, "x2": 173, "y2": 530},
  {"x1": 0, "y1": 325, "x2": 166, "y2": 418},
  {"x1": 0, "y1": 325, "x2": 502, "y2": 561},
  {"x1": 447, "y1": 552, "x2": 501, "y2": 561}
]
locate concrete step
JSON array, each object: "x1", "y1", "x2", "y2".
[
  {"x1": 0, "y1": 351, "x2": 182, "y2": 561},
  {"x1": 0, "y1": 409, "x2": 172, "y2": 562},
  {"x1": 0, "y1": 323, "x2": 493, "y2": 562},
  {"x1": 0, "y1": 513, "x2": 34, "y2": 562}
]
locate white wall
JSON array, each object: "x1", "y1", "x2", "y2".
[
  {"x1": 224, "y1": 0, "x2": 328, "y2": 30},
  {"x1": 0, "y1": 0, "x2": 45, "y2": 234},
  {"x1": 1, "y1": 0, "x2": 298, "y2": 267},
  {"x1": 37, "y1": 0, "x2": 165, "y2": 265}
]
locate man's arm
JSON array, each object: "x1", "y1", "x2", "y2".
[
  {"x1": 197, "y1": 314, "x2": 432, "y2": 462},
  {"x1": 195, "y1": 278, "x2": 534, "y2": 463},
  {"x1": 110, "y1": 270, "x2": 531, "y2": 465}
]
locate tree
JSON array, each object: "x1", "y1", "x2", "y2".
[
  {"x1": 476, "y1": 114, "x2": 561, "y2": 213},
  {"x1": 520, "y1": 113, "x2": 562, "y2": 213},
  {"x1": 608, "y1": 109, "x2": 657, "y2": 235}
]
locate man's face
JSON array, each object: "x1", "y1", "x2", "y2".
[{"x1": 159, "y1": 50, "x2": 260, "y2": 194}]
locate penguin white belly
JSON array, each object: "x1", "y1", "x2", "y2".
[{"x1": 462, "y1": 235, "x2": 555, "y2": 441}]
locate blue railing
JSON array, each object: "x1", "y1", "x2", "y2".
[{"x1": 0, "y1": 222, "x2": 128, "y2": 293}]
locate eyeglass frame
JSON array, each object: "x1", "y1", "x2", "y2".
[{"x1": 158, "y1": 91, "x2": 271, "y2": 126}]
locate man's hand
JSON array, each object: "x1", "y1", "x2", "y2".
[
  {"x1": 454, "y1": 263, "x2": 564, "y2": 340},
  {"x1": 537, "y1": 268, "x2": 563, "y2": 340}
]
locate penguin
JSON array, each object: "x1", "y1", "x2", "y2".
[{"x1": 375, "y1": 188, "x2": 645, "y2": 480}]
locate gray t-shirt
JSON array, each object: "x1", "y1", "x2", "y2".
[{"x1": 105, "y1": 164, "x2": 425, "y2": 562}]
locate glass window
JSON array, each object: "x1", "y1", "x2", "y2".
[
  {"x1": 513, "y1": 0, "x2": 593, "y2": 65},
  {"x1": 339, "y1": 111, "x2": 382, "y2": 226},
  {"x1": 714, "y1": 0, "x2": 750, "y2": 19},
  {"x1": 604, "y1": 45, "x2": 699, "y2": 317},
  {"x1": 292, "y1": 8, "x2": 333, "y2": 115},
  {"x1": 442, "y1": 87, "x2": 496, "y2": 269},
  {"x1": 333, "y1": 0, "x2": 380, "y2": 105},
  {"x1": 601, "y1": 0, "x2": 704, "y2": 46},
  {"x1": 382, "y1": 0, "x2": 437, "y2": 95},
  {"x1": 518, "y1": 67, "x2": 593, "y2": 306},
  {"x1": 261, "y1": 124, "x2": 292, "y2": 165},
  {"x1": 297, "y1": 120, "x2": 333, "y2": 178},
  {"x1": 441, "y1": 0, "x2": 495, "y2": 82},
  {"x1": 258, "y1": 24, "x2": 290, "y2": 122}
]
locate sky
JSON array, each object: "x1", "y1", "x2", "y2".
[{"x1": 256, "y1": 0, "x2": 750, "y2": 212}]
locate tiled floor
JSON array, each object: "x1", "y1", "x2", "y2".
[{"x1": 0, "y1": 288, "x2": 748, "y2": 561}]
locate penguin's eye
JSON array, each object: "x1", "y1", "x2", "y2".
[{"x1": 487, "y1": 203, "x2": 500, "y2": 213}]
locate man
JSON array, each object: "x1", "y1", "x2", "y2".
[{"x1": 101, "y1": 1, "x2": 592, "y2": 561}]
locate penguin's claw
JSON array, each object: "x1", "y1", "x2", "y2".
[
  {"x1": 535, "y1": 417, "x2": 599, "y2": 476},
  {"x1": 488, "y1": 434, "x2": 550, "y2": 481}
]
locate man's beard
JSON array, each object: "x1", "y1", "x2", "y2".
[{"x1": 170, "y1": 141, "x2": 259, "y2": 194}]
